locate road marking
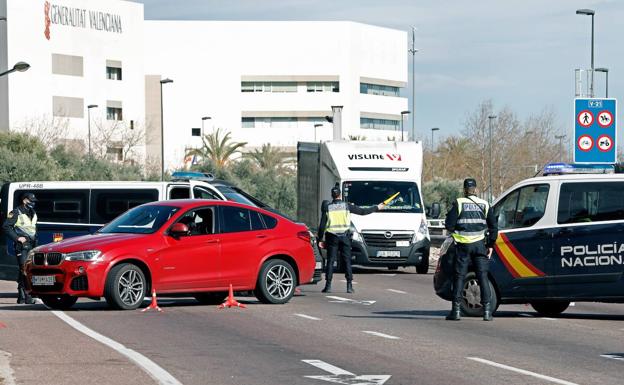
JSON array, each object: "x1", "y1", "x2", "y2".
[
  {"x1": 518, "y1": 313, "x2": 534, "y2": 317},
  {"x1": 0, "y1": 350, "x2": 16, "y2": 385},
  {"x1": 467, "y1": 357, "x2": 579, "y2": 385},
  {"x1": 601, "y1": 353, "x2": 624, "y2": 361},
  {"x1": 362, "y1": 331, "x2": 400, "y2": 340},
  {"x1": 303, "y1": 359, "x2": 391, "y2": 384},
  {"x1": 339, "y1": 280, "x2": 357, "y2": 284},
  {"x1": 386, "y1": 289, "x2": 406, "y2": 294},
  {"x1": 51, "y1": 311, "x2": 182, "y2": 385},
  {"x1": 374, "y1": 274, "x2": 396, "y2": 277},
  {"x1": 541, "y1": 317, "x2": 556, "y2": 321},
  {"x1": 295, "y1": 313, "x2": 321, "y2": 321},
  {"x1": 325, "y1": 296, "x2": 376, "y2": 306}
]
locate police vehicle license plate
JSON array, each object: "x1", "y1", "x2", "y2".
[
  {"x1": 396, "y1": 241, "x2": 410, "y2": 247},
  {"x1": 32, "y1": 275, "x2": 55, "y2": 286},
  {"x1": 376, "y1": 250, "x2": 400, "y2": 258}
]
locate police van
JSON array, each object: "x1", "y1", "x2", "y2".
[
  {"x1": 1, "y1": 173, "x2": 323, "y2": 282},
  {"x1": 434, "y1": 163, "x2": 624, "y2": 317}
]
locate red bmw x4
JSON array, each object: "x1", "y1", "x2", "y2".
[{"x1": 25, "y1": 200, "x2": 315, "y2": 310}]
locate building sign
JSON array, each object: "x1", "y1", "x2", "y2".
[{"x1": 44, "y1": 1, "x2": 123, "y2": 40}]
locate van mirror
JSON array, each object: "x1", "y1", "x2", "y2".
[
  {"x1": 170, "y1": 223, "x2": 189, "y2": 238},
  {"x1": 430, "y1": 202, "x2": 441, "y2": 219}
]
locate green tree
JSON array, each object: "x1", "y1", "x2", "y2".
[
  {"x1": 247, "y1": 144, "x2": 293, "y2": 173},
  {"x1": 186, "y1": 128, "x2": 247, "y2": 170},
  {"x1": 422, "y1": 178, "x2": 463, "y2": 217}
]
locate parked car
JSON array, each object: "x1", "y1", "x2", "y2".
[{"x1": 25, "y1": 199, "x2": 316, "y2": 310}]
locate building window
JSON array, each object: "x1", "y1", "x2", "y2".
[
  {"x1": 242, "y1": 118, "x2": 255, "y2": 128},
  {"x1": 360, "y1": 83, "x2": 400, "y2": 97},
  {"x1": 307, "y1": 82, "x2": 339, "y2": 93},
  {"x1": 51, "y1": 54, "x2": 84, "y2": 77},
  {"x1": 107, "y1": 107, "x2": 123, "y2": 121},
  {"x1": 106, "y1": 66, "x2": 122, "y2": 80},
  {"x1": 52, "y1": 96, "x2": 84, "y2": 118},
  {"x1": 106, "y1": 146, "x2": 123, "y2": 162},
  {"x1": 242, "y1": 116, "x2": 325, "y2": 129},
  {"x1": 360, "y1": 117, "x2": 399, "y2": 131},
  {"x1": 241, "y1": 81, "x2": 297, "y2": 93}
]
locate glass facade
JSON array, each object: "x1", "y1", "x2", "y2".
[
  {"x1": 360, "y1": 83, "x2": 400, "y2": 97},
  {"x1": 242, "y1": 117, "x2": 325, "y2": 129},
  {"x1": 241, "y1": 82, "x2": 297, "y2": 93},
  {"x1": 306, "y1": 82, "x2": 339, "y2": 92},
  {"x1": 360, "y1": 117, "x2": 399, "y2": 131}
]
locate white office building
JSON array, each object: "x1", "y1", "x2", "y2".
[{"x1": 1, "y1": 0, "x2": 408, "y2": 170}]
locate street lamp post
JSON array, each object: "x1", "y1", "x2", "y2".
[
  {"x1": 400, "y1": 110, "x2": 411, "y2": 141},
  {"x1": 595, "y1": 67, "x2": 609, "y2": 97},
  {"x1": 488, "y1": 115, "x2": 497, "y2": 204},
  {"x1": 159, "y1": 78, "x2": 173, "y2": 181},
  {"x1": 314, "y1": 123, "x2": 323, "y2": 142},
  {"x1": 431, "y1": 127, "x2": 440, "y2": 180},
  {"x1": 201, "y1": 116, "x2": 211, "y2": 137},
  {"x1": 87, "y1": 104, "x2": 98, "y2": 156},
  {"x1": 409, "y1": 27, "x2": 419, "y2": 141},
  {"x1": 0, "y1": 61, "x2": 30, "y2": 77},
  {"x1": 555, "y1": 134, "x2": 566, "y2": 162},
  {"x1": 576, "y1": 8, "x2": 595, "y2": 97}
]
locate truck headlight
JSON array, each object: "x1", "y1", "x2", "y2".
[
  {"x1": 412, "y1": 218, "x2": 429, "y2": 243},
  {"x1": 350, "y1": 225, "x2": 364, "y2": 243},
  {"x1": 64, "y1": 250, "x2": 102, "y2": 261}
]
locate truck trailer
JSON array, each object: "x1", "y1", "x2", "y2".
[{"x1": 297, "y1": 141, "x2": 430, "y2": 273}]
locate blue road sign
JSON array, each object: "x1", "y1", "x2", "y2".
[{"x1": 574, "y1": 98, "x2": 617, "y2": 164}]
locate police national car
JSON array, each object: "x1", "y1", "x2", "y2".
[{"x1": 434, "y1": 163, "x2": 624, "y2": 317}]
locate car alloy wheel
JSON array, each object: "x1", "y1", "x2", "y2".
[
  {"x1": 462, "y1": 277, "x2": 482, "y2": 312},
  {"x1": 266, "y1": 263, "x2": 294, "y2": 300},
  {"x1": 118, "y1": 269, "x2": 145, "y2": 307}
]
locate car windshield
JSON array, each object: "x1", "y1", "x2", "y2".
[
  {"x1": 343, "y1": 181, "x2": 423, "y2": 213},
  {"x1": 215, "y1": 186, "x2": 257, "y2": 207},
  {"x1": 99, "y1": 205, "x2": 179, "y2": 234}
]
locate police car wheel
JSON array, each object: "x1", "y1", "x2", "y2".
[
  {"x1": 460, "y1": 272, "x2": 498, "y2": 317},
  {"x1": 194, "y1": 292, "x2": 227, "y2": 305},
  {"x1": 40, "y1": 294, "x2": 78, "y2": 310},
  {"x1": 255, "y1": 259, "x2": 297, "y2": 304},
  {"x1": 104, "y1": 263, "x2": 146, "y2": 310},
  {"x1": 530, "y1": 301, "x2": 570, "y2": 317}
]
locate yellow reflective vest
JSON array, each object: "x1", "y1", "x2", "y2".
[
  {"x1": 325, "y1": 201, "x2": 351, "y2": 235},
  {"x1": 451, "y1": 196, "x2": 489, "y2": 244},
  {"x1": 15, "y1": 209, "x2": 37, "y2": 239}
]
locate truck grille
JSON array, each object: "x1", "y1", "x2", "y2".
[
  {"x1": 362, "y1": 232, "x2": 413, "y2": 248},
  {"x1": 33, "y1": 252, "x2": 64, "y2": 266},
  {"x1": 70, "y1": 275, "x2": 88, "y2": 291}
]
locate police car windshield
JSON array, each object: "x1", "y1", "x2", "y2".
[
  {"x1": 99, "y1": 205, "x2": 179, "y2": 234},
  {"x1": 214, "y1": 186, "x2": 257, "y2": 207},
  {"x1": 343, "y1": 181, "x2": 423, "y2": 213}
]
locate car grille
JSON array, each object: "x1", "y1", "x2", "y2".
[
  {"x1": 362, "y1": 232, "x2": 413, "y2": 248},
  {"x1": 33, "y1": 252, "x2": 64, "y2": 266},
  {"x1": 369, "y1": 256, "x2": 408, "y2": 262},
  {"x1": 70, "y1": 275, "x2": 88, "y2": 291}
]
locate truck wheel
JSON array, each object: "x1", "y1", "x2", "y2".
[
  {"x1": 40, "y1": 294, "x2": 77, "y2": 310},
  {"x1": 104, "y1": 263, "x2": 146, "y2": 310},
  {"x1": 194, "y1": 292, "x2": 227, "y2": 305},
  {"x1": 255, "y1": 259, "x2": 296, "y2": 304},
  {"x1": 530, "y1": 301, "x2": 570, "y2": 317},
  {"x1": 460, "y1": 272, "x2": 498, "y2": 317},
  {"x1": 416, "y1": 254, "x2": 429, "y2": 274}
]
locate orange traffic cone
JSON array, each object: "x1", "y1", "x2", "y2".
[
  {"x1": 142, "y1": 289, "x2": 163, "y2": 312},
  {"x1": 218, "y1": 284, "x2": 246, "y2": 309}
]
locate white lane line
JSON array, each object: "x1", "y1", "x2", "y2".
[
  {"x1": 386, "y1": 289, "x2": 407, "y2": 294},
  {"x1": 375, "y1": 274, "x2": 396, "y2": 277},
  {"x1": 0, "y1": 350, "x2": 16, "y2": 385},
  {"x1": 362, "y1": 331, "x2": 400, "y2": 340},
  {"x1": 467, "y1": 357, "x2": 579, "y2": 385},
  {"x1": 51, "y1": 311, "x2": 182, "y2": 385},
  {"x1": 518, "y1": 313, "x2": 534, "y2": 317},
  {"x1": 541, "y1": 317, "x2": 557, "y2": 321},
  {"x1": 339, "y1": 280, "x2": 358, "y2": 284},
  {"x1": 302, "y1": 359, "x2": 354, "y2": 375},
  {"x1": 294, "y1": 313, "x2": 322, "y2": 321}
]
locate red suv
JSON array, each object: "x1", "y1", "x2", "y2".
[{"x1": 25, "y1": 200, "x2": 315, "y2": 310}]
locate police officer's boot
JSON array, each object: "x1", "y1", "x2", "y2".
[
  {"x1": 483, "y1": 303, "x2": 494, "y2": 321},
  {"x1": 321, "y1": 281, "x2": 332, "y2": 293},
  {"x1": 16, "y1": 285, "x2": 26, "y2": 304},
  {"x1": 346, "y1": 282, "x2": 354, "y2": 294},
  {"x1": 445, "y1": 301, "x2": 461, "y2": 321}
]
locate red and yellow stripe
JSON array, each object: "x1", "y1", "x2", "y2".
[{"x1": 494, "y1": 233, "x2": 545, "y2": 278}]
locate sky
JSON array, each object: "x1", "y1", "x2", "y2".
[{"x1": 135, "y1": 0, "x2": 623, "y2": 149}]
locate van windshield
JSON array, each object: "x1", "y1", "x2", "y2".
[
  {"x1": 99, "y1": 205, "x2": 179, "y2": 234},
  {"x1": 343, "y1": 181, "x2": 423, "y2": 213}
]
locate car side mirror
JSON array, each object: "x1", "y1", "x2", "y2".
[
  {"x1": 170, "y1": 223, "x2": 189, "y2": 238},
  {"x1": 430, "y1": 202, "x2": 441, "y2": 219}
]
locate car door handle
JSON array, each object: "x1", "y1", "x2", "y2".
[
  {"x1": 256, "y1": 234, "x2": 268, "y2": 239},
  {"x1": 535, "y1": 230, "x2": 550, "y2": 239},
  {"x1": 206, "y1": 239, "x2": 220, "y2": 244},
  {"x1": 558, "y1": 228, "x2": 573, "y2": 236}
]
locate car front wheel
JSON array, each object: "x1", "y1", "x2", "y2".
[
  {"x1": 255, "y1": 259, "x2": 296, "y2": 304},
  {"x1": 104, "y1": 263, "x2": 146, "y2": 310},
  {"x1": 40, "y1": 294, "x2": 78, "y2": 310},
  {"x1": 460, "y1": 272, "x2": 498, "y2": 317}
]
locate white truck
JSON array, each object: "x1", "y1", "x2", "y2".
[{"x1": 297, "y1": 141, "x2": 430, "y2": 273}]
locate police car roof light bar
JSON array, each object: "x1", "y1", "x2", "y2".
[
  {"x1": 171, "y1": 171, "x2": 215, "y2": 182},
  {"x1": 542, "y1": 162, "x2": 615, "y2": 176}
]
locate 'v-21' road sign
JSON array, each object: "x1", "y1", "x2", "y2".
[{"x1": 574, "y1": 98, "x2": 617, "y2": 164}]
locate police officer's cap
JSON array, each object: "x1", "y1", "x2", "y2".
[
  {"x1": 22, "y1": 192, "x2": 38, "y2": 202},
  {"x1": 463, "y1": 178, "x2": 477, "y2": 189},
  {"x1": 331, "y1": 184, "x2": 341, "y2": 198}
]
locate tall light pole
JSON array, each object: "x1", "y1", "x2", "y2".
[
  {"x1": 409, "y1": 26, "x2": 419, "y2": 141},
  {"x1": 400, "y1": 110, "x2": 410, "y2": 141},
  {"x1": 576, "y1": 9, "x2": 595, "y2": 97},
  {"x1": 86, "y1": 104, "x2": 98, "y2": 156},
  {"x1": 0, "y1": 61, "x2": 30, "y2": 77},
  {"x1": 201, "y1": 116, "x2": 211, "y2": 137},
  {"x1": 555, "y1": 134, "x2": 566, "y2": 162},
  {"x1": 431, "y1": 127, "x2": 440, "y2": 180},
  {"x1": 314, "y1": 123, "x2": 322, "y2": 142},
  {"x1": 595, "y1": 67, "x2": 609, "y2": 97},
  {"x1": 488, "y1": 115, "x2": 497, "y2": 204},
  {"x1": 159, "y1": 78, "x2": 173, "y2": 181}
]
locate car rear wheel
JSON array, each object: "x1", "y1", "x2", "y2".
[
  {"x1": 194, "y1": 292, "x2": 227, "y2": 305},
  {"x1": 104, "y1": 263, "x2": 146, "y2": 310},
  {"x1": 530, "y1": 301, "x2": 570, "y2": 317},
  {"x1": 40, "y1": 294, "x2": 77, "y2": 310},
  {"x1": 460, "y1": 272, "x2": 498, "y2": 317},
  {"x1": 255, "y1": 259, "x2": 296, "y2": 304}
]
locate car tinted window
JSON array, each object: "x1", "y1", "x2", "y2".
[
  {"x1": 14, "y1": 189, "x2": 89, "y2": 223},
  {"x1": 91, "y1": 189, "x2": 159, "y2": 224},
  {"x1": 558, "y1": 182, "x2": 624, "y2": 224},
  {"x1": 493, "y1": 184, "x2": 549, "y2": 230},
  {"x1": 250, "y1": 210, "x2": 265, "y2": 230},
  {"x1": 99, "y1": 205, "x2": 178, "y2": 234},
  {"x1": 175, "y1": 208, "x2": 215, "y2": 235},
  {"x1": 221, "y1": 206, "x2": 252, "y2": 233},
  {"x1": 261, "y1": 213, "x2": 278, "y2": 229},
  {"x1": 169, "y1": 187, "x2": 190, "y2": 199}
]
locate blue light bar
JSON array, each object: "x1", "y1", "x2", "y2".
[
  {"x1": 543, "y1": 163, "x2": 614, "y2": 176},
  {"x1": 171, "y1": 171, "x2": 215, "y2": 181}
]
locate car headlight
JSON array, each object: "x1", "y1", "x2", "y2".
[
  {"x1": 412, "y1": 218, "x2": 429, "y2": 243},
  {"x1": 350, "y1": 225, "x2": 364, "y2": 243},
  {"x1": 64, "y1": 250, "x2": 102, "y2": 261},
  {"x1": 26, "y1": 249, "x2": 37, "y2": 263}
]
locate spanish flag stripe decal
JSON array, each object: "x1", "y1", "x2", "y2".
[{"x1": 495, "y1": 233, "x2": 545, "y2": 278}]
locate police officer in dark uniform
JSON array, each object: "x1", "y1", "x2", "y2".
[
  {"x1": 318, "y1": 184, "x2": 385, "y2": 293},
  {"x1": 2, "y1": 193, "x2": 38, "y2": 304},
  {"x1": 444, "y1": 179, "x2": 498, "y2": 321}
]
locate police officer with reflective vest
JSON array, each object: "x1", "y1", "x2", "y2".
[
  {"x1": 2, "y1": 193, "x2": 38, "y2": 304},
  {"x1": 444, "y1": 179, "x2": 498, "y2": 321},
  {"x1": 318, "y1": 184, "x2": 385, "y2": 293}
]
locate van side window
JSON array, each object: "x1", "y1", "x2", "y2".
[
  {"x1": 494, "y1": 184, "x2": 549, "y2": 230},
  {"x1": 169, "y1": 187, "x2": 190, "y2": 199},
  {"x1": 558, "y1": 182, "x2": 624, "y2": 224},
  {"x1": 14, "y1": 189, "x2": 89, "y2": 223},
  {"x1": 91, "y1": 189, "x2": 159, "y2": 224},
  {"x1": 193, "y1": 187, "x2": 221, "y2": 200}
]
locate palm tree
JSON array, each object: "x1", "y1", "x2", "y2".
[
  {"x1": 247, "y1": 143, "x2": 293, "y2": 171},
  {"x1": 186, "y1": 128, "x2": 247, "y2": 168}
]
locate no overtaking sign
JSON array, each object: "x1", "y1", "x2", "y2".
[{"x1": 574, "y1": 98, "x2": 617, "y2": 164}]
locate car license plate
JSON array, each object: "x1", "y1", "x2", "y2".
[
  {"x1": 376, "y1": 250, "x2": 400, "y2": 258},
  {"x1": 396, "y1": 241, "x2": 410, "y2": 247},
  {"x1": 32, "y1": 275, "x2": 55, "y2": 286}
]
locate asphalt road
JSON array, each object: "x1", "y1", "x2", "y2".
[{"x1": 1, "y1": 267, "x2": 623, "y2": 385}]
